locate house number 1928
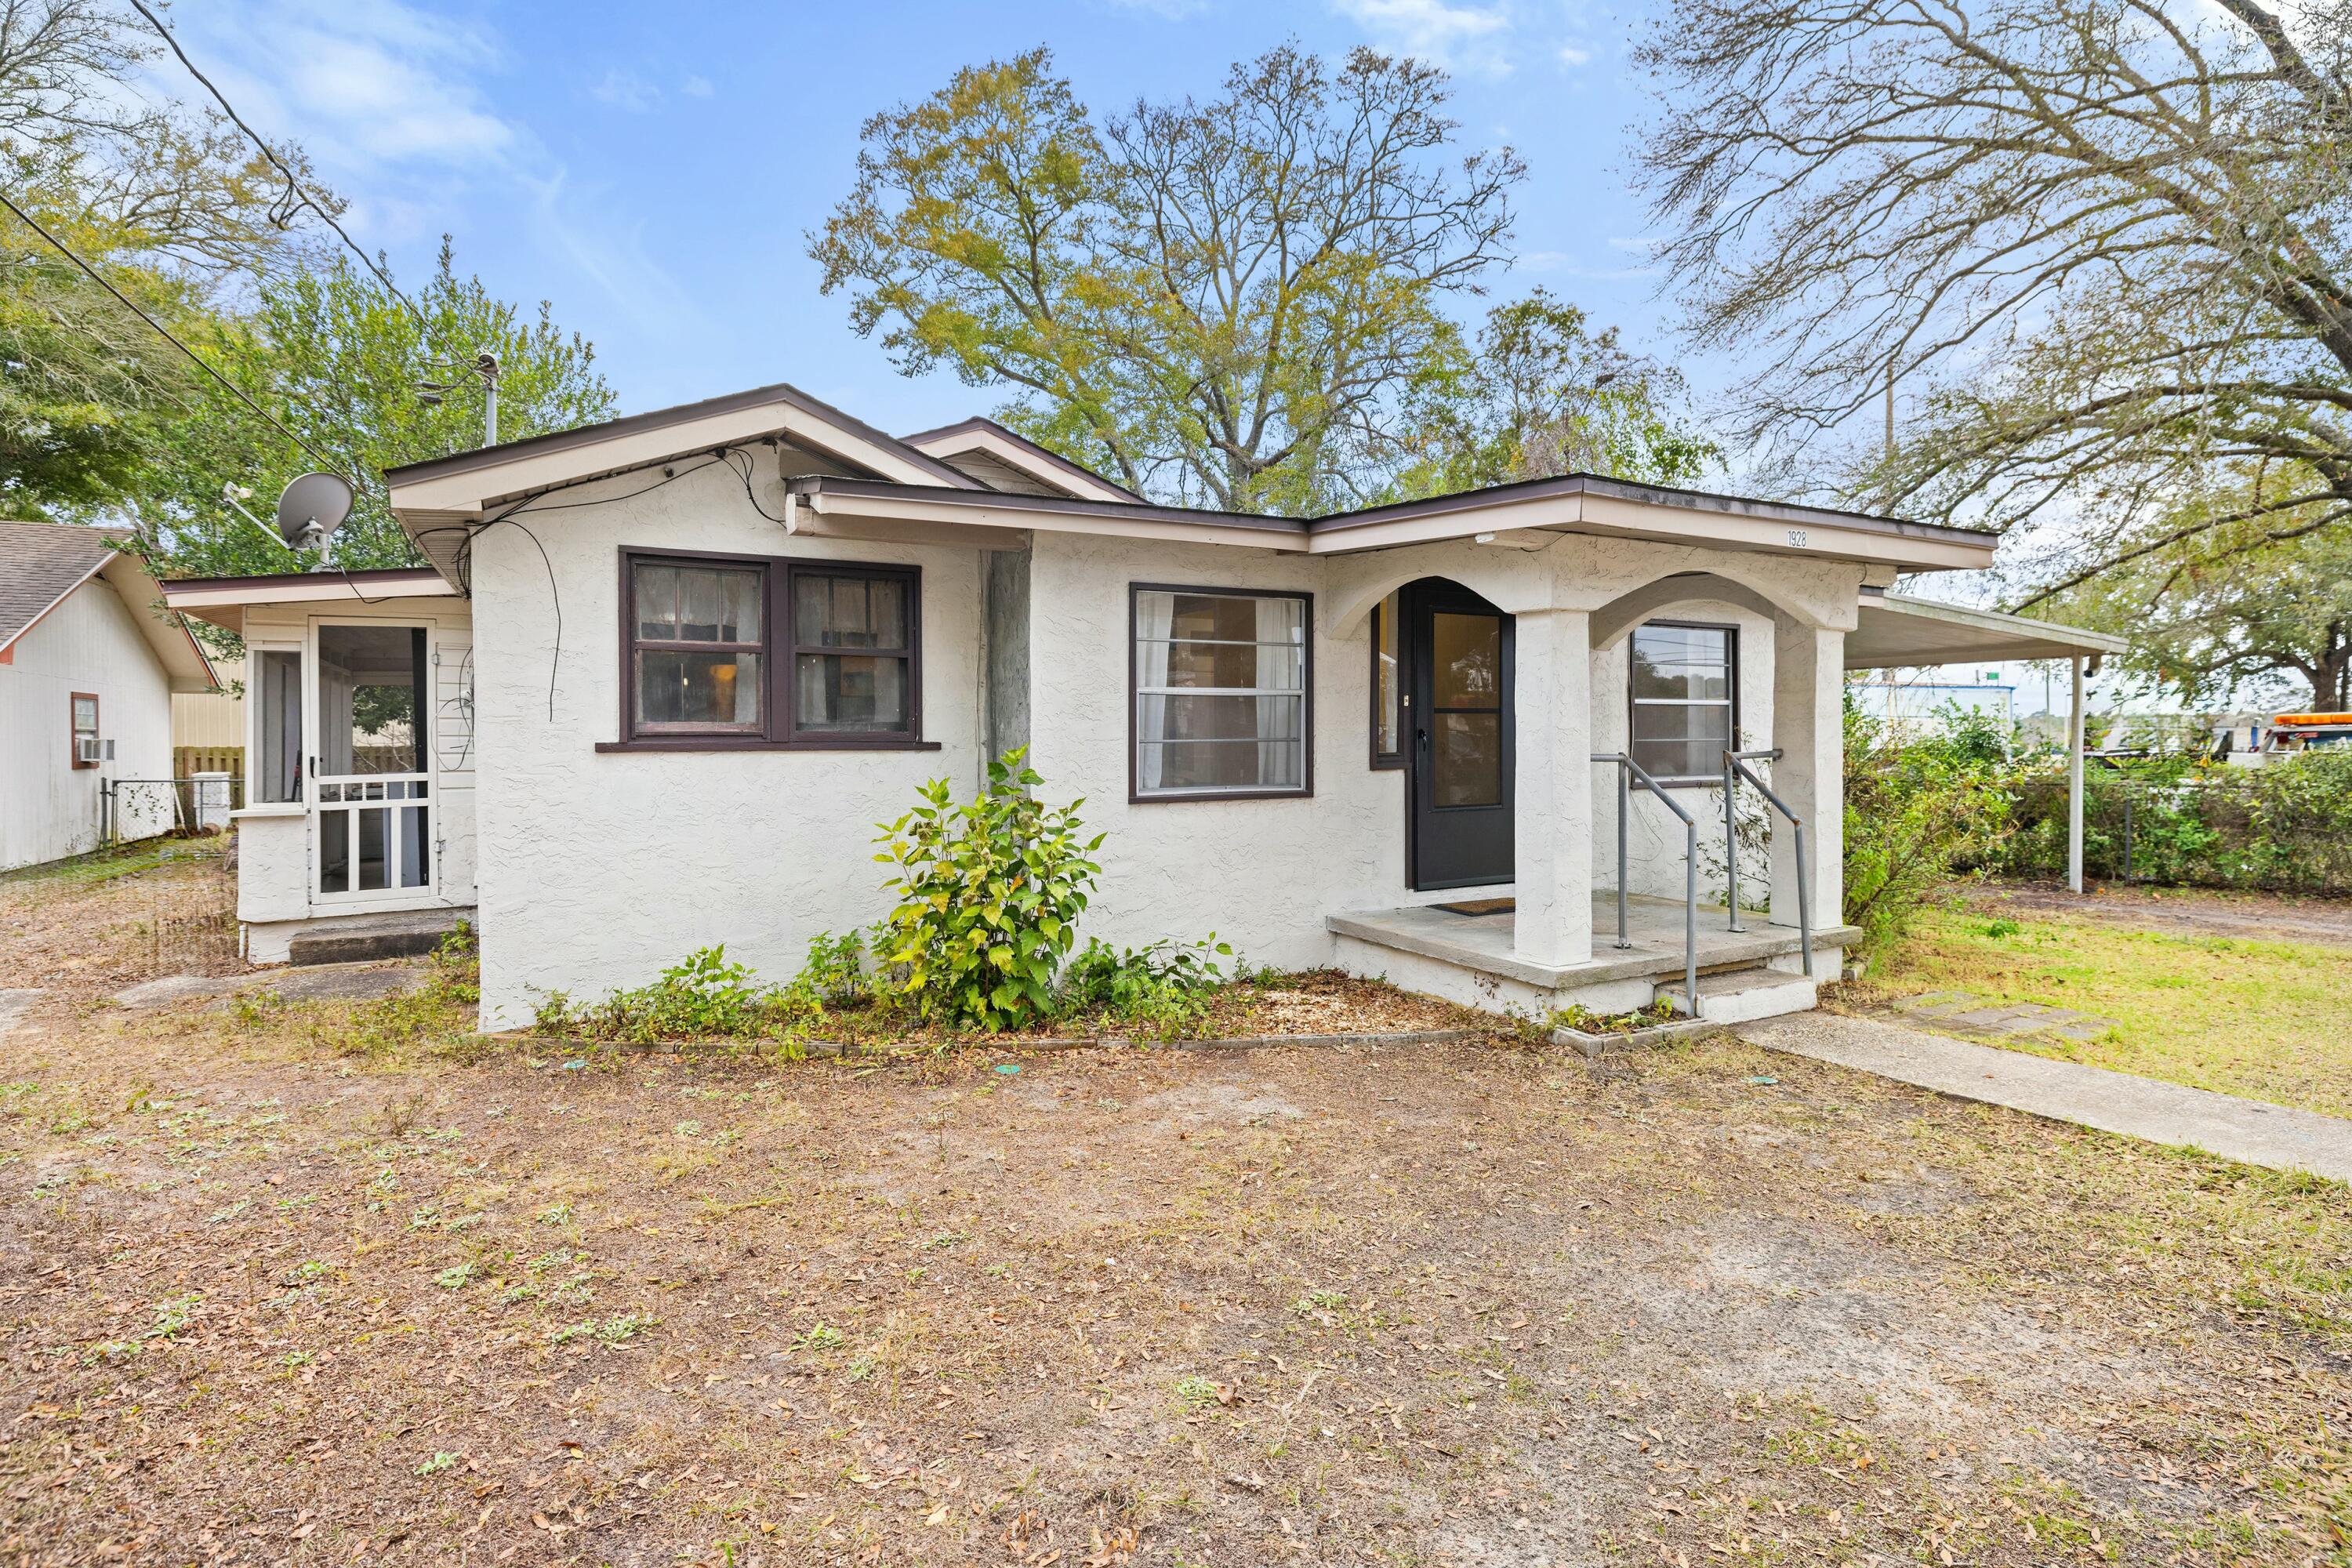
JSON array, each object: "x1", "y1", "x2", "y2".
[{"x1": 1786, "y1": 528, "x2": 1809, "y2": 549}]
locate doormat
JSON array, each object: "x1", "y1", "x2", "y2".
[{"x1": 1435, "y1": 898, "x2": 1515, "y2": 916}]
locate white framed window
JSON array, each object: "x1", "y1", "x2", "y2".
[
  {"x1": 1629, "y1": 621, "x2": 1736, "y2": 785},
  {"x1": 1131, "y1": 585, "x2": 1312, "y2": 800}
]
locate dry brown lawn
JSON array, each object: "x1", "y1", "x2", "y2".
[{"x1": 2, "y1": 845, "x2": 2348, "y2": 1567}]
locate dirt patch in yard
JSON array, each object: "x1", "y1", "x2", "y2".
[
  {"x1": 3, "y1": 858, "x2": 2349, "y2": 1566},
  {"x1": 1969, "y1": 878, "x2": 2352, "y2": 947}
]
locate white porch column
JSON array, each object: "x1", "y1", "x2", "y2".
[
  {"x1": 1514, "y1": 607, "x2": 1594, "y2": 967},
  {"x1": 1770, "y1": 622, "x2": 1845, "y2": 934},
  {"x1": 2067, "y1": 655, "x2": 2085, "y2": 894}
]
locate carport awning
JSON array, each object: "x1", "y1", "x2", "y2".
[{"x1": 1846, "y1": 592, "x2": 2127, "y2": 670}]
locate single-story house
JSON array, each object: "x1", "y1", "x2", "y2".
[
  {"x1": 2, "y1": 520, "x2": 219, "y2": 871},
  {"x1": 162, "y1": 383, "x2": 2121, "y2": 1028}
]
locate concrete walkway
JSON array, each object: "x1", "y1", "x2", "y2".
[{"x1": 1740, "y1": 1011, "x2": 2352, "y2": 1182}]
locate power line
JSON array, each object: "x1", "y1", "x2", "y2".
[
  {"x1": 125, "y1": 0, "x2": 433, "y2": 334},
  {"x1": 0, "y1": 187, "x2": 350, "y2": 479}
]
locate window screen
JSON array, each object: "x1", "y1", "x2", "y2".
[
  {"x1": 1629, "y1": 622, "x2": 1734, "y2": 784},
  {"x1": 1133, "y1": 588, "x2": 1308, "y2": 797}
]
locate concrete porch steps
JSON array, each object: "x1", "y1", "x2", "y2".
[
  {"x1": 1661, "y1": 965, "x2": 1817, "y2": 1024},
  {"x1": 286, "y1": 907, "x2": 475, "y2": 967}
]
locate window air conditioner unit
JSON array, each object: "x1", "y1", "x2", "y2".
[{"x1": 75, "y1": 736, "x2": 102, "y2": 764}]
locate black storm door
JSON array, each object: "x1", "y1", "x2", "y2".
[{"x1": 1407, "y1": 581, "x2": 1514, "y2": 889}]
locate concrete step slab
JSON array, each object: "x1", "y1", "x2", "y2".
[
  {"x1": 1661, "y1": 967, "x2": 1819, "y2": 1025},
  {"x1": 287, "y1": 909, "x2": 474, "y2": 967}
]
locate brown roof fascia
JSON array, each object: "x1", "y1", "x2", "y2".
[{"x1": 383, "y1": 382, "x2": 981, "y2": 492}]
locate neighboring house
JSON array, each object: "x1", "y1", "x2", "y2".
[
  {"x1": 165, "y1": 387, "x2": 2118, "y2": 1025},
  {"x1": 1, "y1": 521, "x2": 219, "y2": 871}
]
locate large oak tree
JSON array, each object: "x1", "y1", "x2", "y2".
[
  {"x1": 1636, "y1": 0, "x2": 2351, "y2": 594},
  {"x1": 811, "y1": 43, "x2": 1530, "y2": 514}
]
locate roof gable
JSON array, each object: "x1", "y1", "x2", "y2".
[
  {"x1": 0, "y1": 520, "x2": 216, "y2": 689},
  {"x1": 898, "y1": 419, "x2": 1139, "y2": 503},
  {"x1": 0, "y1": 520, "x2": 126, "y2": 650}
]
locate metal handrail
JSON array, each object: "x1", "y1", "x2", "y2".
[
  {"x1": 1594, "y1": 752, "x2": 1700, "y2": 1018},
  {"x1": 1720, "y1": 749, "x2": 1812, "y2": 978}
]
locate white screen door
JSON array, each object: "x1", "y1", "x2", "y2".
[{"x1": 309, "y1": 622, "x2": 434, "y2": 902}]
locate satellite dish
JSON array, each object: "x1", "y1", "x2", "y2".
[{"x1": 275, "y1": 472, "x2": 354, "y2": 554}]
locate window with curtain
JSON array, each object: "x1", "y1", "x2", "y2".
[
  {"x1": 1370, "y1": 589, "x2": 1402, "y2": 768},
  {"x1": 618, "y1": 552, "x2": 924, "y2": 747},
  {"x1": 1133, "y1": 586, "x2": 1311, "y2": 798},
  {"x1": 1629, "y1": 622, "x2": 1735, "y2": 784},
  {"x1": 630, "y1": 557, "x2": 765, "y2": 735}
]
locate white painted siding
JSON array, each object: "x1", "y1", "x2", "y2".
[
  {"x1": 0, "y1": 576, "x2": 176, "y2": 869},
  {"x1": 230, "y1": 598, "x2": 477, "y2": 946}
]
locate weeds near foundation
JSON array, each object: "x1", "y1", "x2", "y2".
[{"x1": 310, "y1": 927, "x2": 484, "y2": 1063}]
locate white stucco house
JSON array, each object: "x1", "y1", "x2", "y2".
[
  {"x1": 164, "y1": 383, "x2": 2119, "y2": 1027},
  {"x1": 1, "y1": 521, "x2": 219, "y2": 872}
]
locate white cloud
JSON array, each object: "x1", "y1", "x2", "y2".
[
  {"x1": 681, "y1": 74, "x2": 714, "y2": 100},
  {"x1": 147, "y1": 2, "x2": 697, "y2": 341},
  {"x1": 1331, "y1": 0, "x2": 1515, "y2": 75},
  {"x1": 1557, "y1": 42, "x2": 1591, "y2": 67},
  {"x1": 590, "y1": 69, "x2": 661, "y2": 113},
  {"x1": 169, "y1": 0, "x2": 516, "y2": 172}
]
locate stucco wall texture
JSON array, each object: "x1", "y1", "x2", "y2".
[{"x1": 465, "y1": 456, "x2": 1864, "y2": 1029}]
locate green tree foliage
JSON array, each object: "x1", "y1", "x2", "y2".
[
  {"x1": 1388, "y1": 289, "x2": 1719, "y2": 499},
  {"x1": 811, "y1": 43, "x2": 1530, "y2": 514},
  {"x1": 1842, "y1": 700, "x2": 2013, "y2": 954},
  {"x1": 136, "y1": 243, "x2": 617, "y2": 575},
  {"x1": 1, "y1": 0, "x2": 320, "y2": 514},
  {"x1": 872, "y1": 750, "x2": 1102, "y2": 1032}
]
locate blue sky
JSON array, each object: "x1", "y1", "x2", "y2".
[{"x1": 160, "y1": 0, "x2": 1664, "y2": 429}]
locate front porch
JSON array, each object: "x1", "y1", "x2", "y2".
[{"x1": 1330, "y1": 895, "x2": 1859, "y2": 1021}]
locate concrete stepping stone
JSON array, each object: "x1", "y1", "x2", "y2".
[
  {"x1": 1886, "y1": 991, "x2": 2118, "y2": 1043},
  {"x1": 0, "y1": 989, "x2": 40, "y2": 1038},
  {"x1": 115, "y1": 974, "x2": 250, "y2": 1010}
]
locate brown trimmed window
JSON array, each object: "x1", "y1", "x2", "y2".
[
  {"x1": 70, "y1": 692, "x2": 99, "y2": 768},
  {"x1": 630, "y1": 558, "x2": 765, "y2": 735},
  {"x1": 617, "y1": 551, "x2": 923, "y2": 749},
  {"x1": 792, "y1": 568, "x2": 913, "y2": 737}
]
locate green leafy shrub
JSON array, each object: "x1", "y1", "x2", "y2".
[
  {"x1": 793, "y1": 927, "x2": 870, "y2": 1009},
  {"x1": 1841, "y1": 700, "x2": 2011, "y2": 956},
  {"x1": 1058, "y1": 935, "x2": 1231, "y2": 1038},
  {"x1": 872, "y1": 749, "x2": 1102, "y2": 1031},
  {"x1": 1994, "y1": 750, "x2": 2352, "y2": 894}
]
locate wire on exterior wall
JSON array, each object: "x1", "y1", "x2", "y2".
[{"x1": 405, "y1": 451, "x2": 786, "y2": 729}]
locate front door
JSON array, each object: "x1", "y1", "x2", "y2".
[
  {"x1": 1408, "y1": 582, "x2": 1514, "y2": 888},
  {"x1": 307, "y1": 622, "x2": 435, "y2": 905}
]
